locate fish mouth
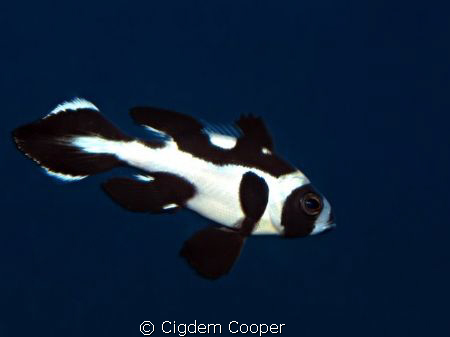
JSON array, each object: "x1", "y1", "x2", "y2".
[
  {"x1": 327, "y1": 211, "x2": 335, "y2": 225},
  {"x1": 310, "y1": 221, "x2": 336, "y2": 235},
  {"x1": 310, "y1": 206, "x2": 336, "y2": 236},
  {"x1": 318, "y1": 211, "x2": 336, "y2": 234},
  {"x1": 321, "y1": 222, "x2": 336, "y2": 235}
]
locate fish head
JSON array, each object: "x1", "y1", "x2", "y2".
[{"x1": 275, "y1": 172, "x2": 335, "y2": 238}]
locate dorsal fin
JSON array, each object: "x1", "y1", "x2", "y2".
[
  {"x1": 201, "y1": 121, "x2": 242, "y2": 138},
  {"x1": 130, "y1": 107, "x2": 203, "y2": 139},
  {"x1": 235, "y1": 114, "x2": 274, "y2": 151},
  {"x1": 200, "y1": 121, "x2": 242, "y2": 150}
]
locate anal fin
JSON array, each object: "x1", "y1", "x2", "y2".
[{"x1": 101, "y1": 172, "x2": 195, "y2": 213}]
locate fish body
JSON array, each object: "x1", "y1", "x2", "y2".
[{"x1": 13, "y1": 98, "x2": 335, "y2": 278}]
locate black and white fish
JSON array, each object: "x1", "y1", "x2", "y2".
[{"x1": 12, "y1": 98, "x2": 335, "y2": 279}]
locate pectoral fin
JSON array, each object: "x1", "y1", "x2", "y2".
[{"x1": 238, "y1": 171, "x2": 269, "y2": 235}]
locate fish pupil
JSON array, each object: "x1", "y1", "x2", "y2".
[{"x1": 305, "y1": 198, "x2": 320, "y2": 211}]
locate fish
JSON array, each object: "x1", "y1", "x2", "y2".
[{"x1": 12, "y1": 98, "x2": 335, "y2": 279}]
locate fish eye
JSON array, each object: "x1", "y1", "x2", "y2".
[{"x1": 300, "y1": 193, "x2": 323, "y2": 216}]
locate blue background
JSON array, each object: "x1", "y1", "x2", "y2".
[{"x1": 1, "y1": 1, "x2": 449, "y2": 336}]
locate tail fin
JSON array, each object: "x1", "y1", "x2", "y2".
[{"x1": 12, "y1": 98, "x2": 132, "y2": 181}]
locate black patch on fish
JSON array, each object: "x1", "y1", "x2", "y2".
[
  {"x1": 180, "y1": 227, "x2": 245, "y2": 279},
  {"x1": 130, "y1": 107, "x2": 295, "y2": 177},
  {"x1": 130, "y1": 106, "x2": 203, "y2": 137},
  {"x1": 12, "y1": 108, "x2": 133, "y2": 177},
  {"x1": 281, "y1": 184, "x2": 321, "y2": 237},
  {"x1": 101, "y1": 172, "x2": 196, "y2": 213},
  {"x1": 140, "y1": 139, "x2": 166, "y2": 149},
  {"x1": 239, "y1": 171, "x2": 269, "y2": 236}
]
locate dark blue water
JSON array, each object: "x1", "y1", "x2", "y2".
[{"x1": 1, "y1": 1, "x2": 449, "y2": 336}]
